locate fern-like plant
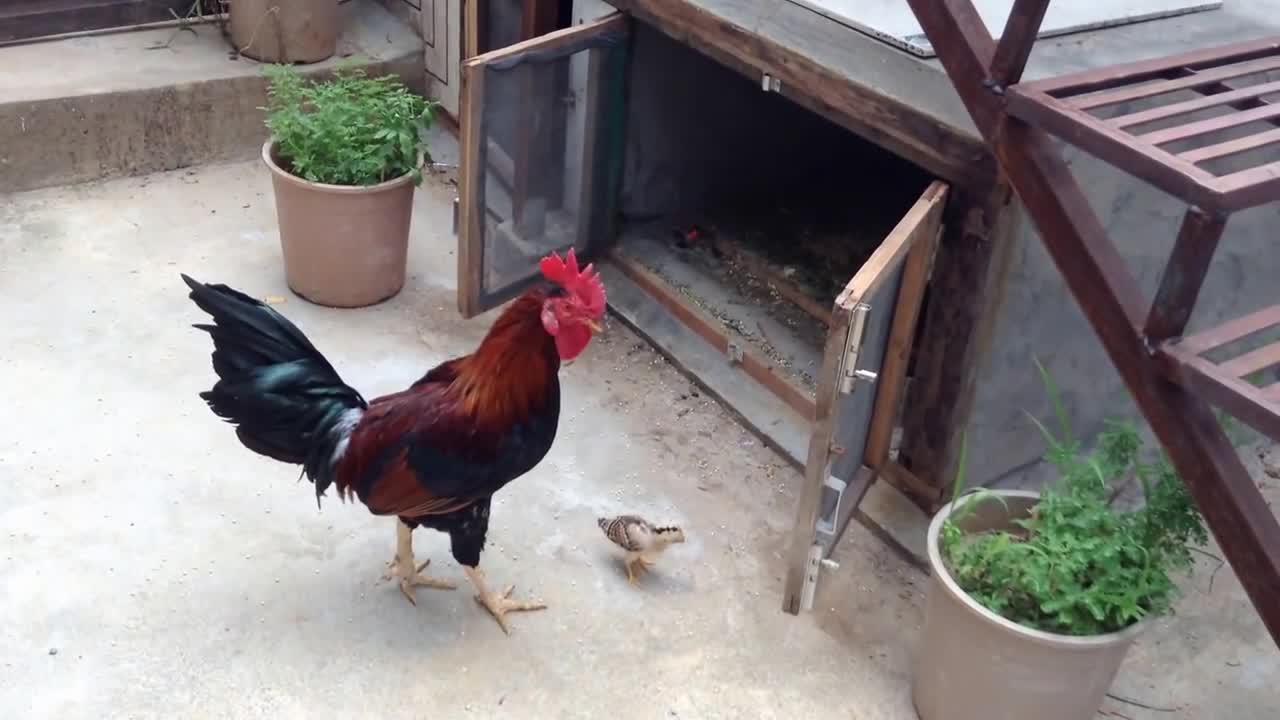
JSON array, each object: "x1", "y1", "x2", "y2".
[
  {"x1": 262, "y1": 63, "x2": 438, "y2": 187},
  {"x1": 939, "y1": 357, "x2": 1209, "y2": 636}
]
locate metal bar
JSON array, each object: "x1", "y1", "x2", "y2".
[
  {"x1": 1111, "y1": 79, "x2": 1280, "y2": 129},
  {"x1": 1143, "y1": 207, "x2": 1228, "y2": 342},
  {"x1": 1179, "y1": 127, "x2": 1280, "y2": 164},
  {"x1": 1022, "y1": 36, "x2": 1280, "y2": 96},
  {"x1": 989, "y1": 0, "x2": 1050, "y2": 86},
  {"x1": 907, "y1": 0, "x2": 1280, "y2": 647}
]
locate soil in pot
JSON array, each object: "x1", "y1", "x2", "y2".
[
  {"x1": 264, "y1": 141, "x2": 415, "y2": 308},
  {"x1": 912, "y1": 490, "x2": 1147, "y2": 720},
  {"x1": 230, "y1": 0, "x2": 339, "y2": 64}
]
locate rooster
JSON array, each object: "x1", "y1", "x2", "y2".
[{"x1": 181, "y1": 249, "x2": 606, "y2": 634}]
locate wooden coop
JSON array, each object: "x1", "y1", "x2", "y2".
[{"x1": 440, "y1": 0, "x2": 1280, "y2": 626}]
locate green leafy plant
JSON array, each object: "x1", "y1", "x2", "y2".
[
  {"x1": 262, "y1": 63, "x2": 438, "y2": 187},
  {"x1": 939, "y1": 357, "x2": 1209, "y2": 636}
]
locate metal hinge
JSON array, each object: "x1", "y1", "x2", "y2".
[
  {"x1": 838, "y1": 303, "x2": 877, "y2": 394},
  {"x1": 452, "y1": 196, "x2": 460, "y2": 235},
  {"x1": 761, "y1": 73, "x2": 781, "y2": 93}
]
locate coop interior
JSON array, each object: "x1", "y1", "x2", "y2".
[{"x1": 468, "y1": 20, "x2": 936, "y2": 520}]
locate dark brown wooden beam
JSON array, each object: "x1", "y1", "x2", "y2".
[
  {"x1": 989, "y1": 0, "x2": 1050, "y2": 86},
  {"x1": 897, "y1": 181, "x2": 1018, "y2": 509},
  {"x1": 907, "y1": 0, "x2": 1280, "y2": 646},
  {"x1": 1144, "y1": 206, "x2": 1228, "y2": 342}
]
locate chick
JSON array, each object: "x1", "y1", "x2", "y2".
[{"x1": 597, "y1": 515, "x2": 686, "y2": 584}]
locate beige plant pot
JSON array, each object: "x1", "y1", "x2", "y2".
[
  {"x1": 263, "y1": 141, "x2": 415, "y2": 308},
  {"x1": 230, "y1": 0, "x2": 339, "y2": 64},
  {"x1": 912, "y1": 490, "x2": 1148, "y2": 720}
]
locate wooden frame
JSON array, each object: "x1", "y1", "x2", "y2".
[
  {"x1": 782, "y1": 180, "x2": 948, "y2": 614},
  {"x1": 601, "y1": 0, "x2": 995, "y2": 191},
  {"x1": 456, "y1": 12, "x2": 630, "y2": 318},
  {"x1": 0, "y1": 0, "x2": 205, "y2": 43},
  {"x1": 905, "y1": 0, "x2": 1280, "y2": 646},
  {"x1": 1006, "y1": 37, "x2": 1280, "y2": 213}
]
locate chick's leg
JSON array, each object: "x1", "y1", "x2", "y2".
[
  {"x1": 464, "y1": 566, "x2": 546, "y2": 635},
  {"x1": 383, "y1": 519, "x2": 457, "y2": 604}
]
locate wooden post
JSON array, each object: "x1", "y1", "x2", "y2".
[{"x1": 896, "y1": 181, "x2": 1018, "y2": 510}]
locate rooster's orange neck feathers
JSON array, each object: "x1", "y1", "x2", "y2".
[{"x1": 451, "y1": 289, "x2": 559, "y2": 423}]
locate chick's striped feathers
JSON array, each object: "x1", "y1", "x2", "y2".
[{"x1": 597, "y1": 515, "x2": 685, "y2": 552}]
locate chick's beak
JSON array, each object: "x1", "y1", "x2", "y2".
[{"x1": 586, "y1": 318, "x2": 605, "y2": 334}]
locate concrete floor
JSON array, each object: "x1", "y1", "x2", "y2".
[{"x1": 0, "y1": 134, "x2": 1276, "y2": 718}]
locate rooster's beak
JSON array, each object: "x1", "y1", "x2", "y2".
[{"x1": 586, "y1": 318, "x2": 605, "y2": 334}]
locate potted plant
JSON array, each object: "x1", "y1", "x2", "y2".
[
  {"x1": 912, "y1": 359, "x2": 1208, "y2": 720},
  {"x1": 261, "y1": 63, "x2": 438, "y2": 307},
  {"x1": 230, "y1": 0, "x2": 340, "y2": 64}
]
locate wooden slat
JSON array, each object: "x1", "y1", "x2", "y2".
[
  {"x1": 909, "y1": 0, "x2": 1280, "y2": 647},
  {"x1": 1068, "y1": 55, "x2": 1280, "y2": 111},
  {"x1": 1216, "y1": 160, "x2": 1280, "y2": 211},
  {"x1": 838, "y1": 181, "x2": 949, "y2": 308},
  {"x1": 1180, "y1": 127, "x2": 1280, "y2": 164},
  {"x1": 456, "y1": 56, "x2": 488, "y2": 319},
  {"x1": 1111, "y1": 79, "x2": 1280, "y2": 129},
  {"x1": 1158, "y1": 347, "x2": 1280, "y2": 437},
  {"x1": 1139, "y1": 103, "x2": 1280, "y2": 146},
  {"x1": 608, "y1": 253, "x2": 817, "y2": 421},
  {"x1": 1220, "y1": 342, "x2": 1280, "y2": 379},
  {"x1": 988, "y1": 0, "x2": 1050, "y2": 86},
  {"x1": 1006, "y1": 87, "x2": 1222, "y2": 212},
  {"x1": 1180, "y1": 304, "x2": 1280, "y2": 354},
  {"x1": 464, "y1": 11, "x2": 626, "y2": 66},
  {"x1": 1023, "y1": 35, "x2": 1280, "y2": 96},
  {"x1": 1143, "y1": 207, "x2": 1228, "y2": 342},
  {"x1": 707, "y1": 236, "x2": 834, "y2": 327},
  {"x1": 864, "y1": 184, "x2": 947, "y2": 470}
]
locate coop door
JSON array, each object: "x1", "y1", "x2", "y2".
[
  {"x1": 455, "y1": 13, "x2": 631, "y2": 318},
  {"x1": 783, "y1": 180, "x2": 947, "y2": 614}
]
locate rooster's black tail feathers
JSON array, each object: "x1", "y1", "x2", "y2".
[{"x1": 181, "y1": 274, "x2": 367, "y2": 500}]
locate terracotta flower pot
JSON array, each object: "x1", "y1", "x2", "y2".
[
  {"x1": 263, "y1": 140, "x2": 415, "y2": 308},
  {"x1": 230, "y1": 0, "x2": 339, "y2": 64},
  {"x1": 912, "y1": 490, "x2": 1148, "y2": 720}
]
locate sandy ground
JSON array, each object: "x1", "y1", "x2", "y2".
[{"x1": 0, "y1": 138, "x2": 1275, "y2": 718}]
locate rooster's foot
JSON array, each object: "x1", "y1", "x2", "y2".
[
  {"x1": 382, "y1": 556, "x2": 457, "y2": 605},
  {"x1": 464, "y1": 567, "x2": 546, "y2": 635}
]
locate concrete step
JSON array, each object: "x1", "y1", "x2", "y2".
[{"x1": 0, "y1": 0, "x2": 423, "y2": 193}]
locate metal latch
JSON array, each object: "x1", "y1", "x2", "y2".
[
  {"x1": 727, "y1": 340, "x2": 744, "y2": 365},
  {"x1": 815, "y1": 474, "x2": 847, "y2": 537},
  {"x1": 838, "y1": 303, "x2": 872, "y2": 394}
]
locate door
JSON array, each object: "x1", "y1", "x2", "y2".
[
  {"x1": 782, "y1": 180, "x2": 948, "y2": 614},
  {"x1": 455, "y1": 12, "x2": 630, "y2": 317}
]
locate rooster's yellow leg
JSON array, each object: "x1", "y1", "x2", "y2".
[
  {"x1": 383, "y1": 520, "x2": 457, "y2": 605},
  {"x1": 464, "y1": 566, "x2": 546, "y2": 635}
]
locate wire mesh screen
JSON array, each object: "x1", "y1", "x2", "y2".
[{"x1": 472, "y1": 27, "x2": 628, "y2": 307}]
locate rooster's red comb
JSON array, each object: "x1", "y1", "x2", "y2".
[{"x1": 540, "y1": 247, "x2": 606, "y2": 316}]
